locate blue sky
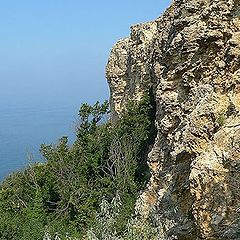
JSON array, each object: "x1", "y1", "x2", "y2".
[{"x1": 0, "y1": 0, "x2": 172, "y2": 109}]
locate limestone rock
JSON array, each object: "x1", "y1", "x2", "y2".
[{"x1": 106, "y1": 0, "x2": 240, "y2": 239}]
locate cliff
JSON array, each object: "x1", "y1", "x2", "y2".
[{"x1": 106, "y1": 0, "x2": 240, "y2": 239}]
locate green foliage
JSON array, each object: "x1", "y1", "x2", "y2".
[
  {"x1": 87, "y1": 195, "x2": 162, "y2": 240},
  {"x1": 0, "y1": 94, "x2": 156, "y2": 239},
  {"x1": 216, "y1": 111, "x2": 227, "y2": 127}
]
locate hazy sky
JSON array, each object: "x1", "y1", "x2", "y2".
[{"x1": 0, "y1": 0, "x2": 172, "y2": 109}]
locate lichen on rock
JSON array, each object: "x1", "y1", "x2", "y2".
[{"x1": 106, "y1": 0, "x2": 240, "y2": 239}]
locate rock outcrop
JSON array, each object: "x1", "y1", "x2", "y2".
[{"x1": 106, "y1": 0, "x2": 240, "y2": 239}]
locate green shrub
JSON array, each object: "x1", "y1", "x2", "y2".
[{"x1": 0, "y1": 94, "x2": 156, "y2": 239}]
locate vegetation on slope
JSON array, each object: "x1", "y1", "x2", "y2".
[{"x1": 0, "y1": 94, "x2": 156, "y2": 240}]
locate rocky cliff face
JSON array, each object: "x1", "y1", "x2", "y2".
[{"x1": 106, "y1": 0, "x2": 240, "y2": 239}]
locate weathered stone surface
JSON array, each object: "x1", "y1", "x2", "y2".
[{"x1": 106, "y1": 0, "x2": 240, "y2": 239}]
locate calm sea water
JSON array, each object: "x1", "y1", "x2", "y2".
[{"x1": 0, "y1": 103, "x2": 78, "y2": 181}]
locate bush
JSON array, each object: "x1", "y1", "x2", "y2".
[
  {"x1": 0, "y1": 94, "x2": 156, "y2": 239},
  {"x1": 87, "y1": 194, "x2": 163, "y2": 240}
]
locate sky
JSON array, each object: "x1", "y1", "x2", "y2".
[{"x1": 0, "y1": 0, "x2": 172, "y2": 110}]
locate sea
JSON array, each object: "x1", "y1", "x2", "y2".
[{"x1": 0, "y1": 102, "x2": 79, "y2": 181}]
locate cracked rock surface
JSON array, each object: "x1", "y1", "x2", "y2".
[{"x1": 106, "y1": 0, "x2": 240, "y2": 239}]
